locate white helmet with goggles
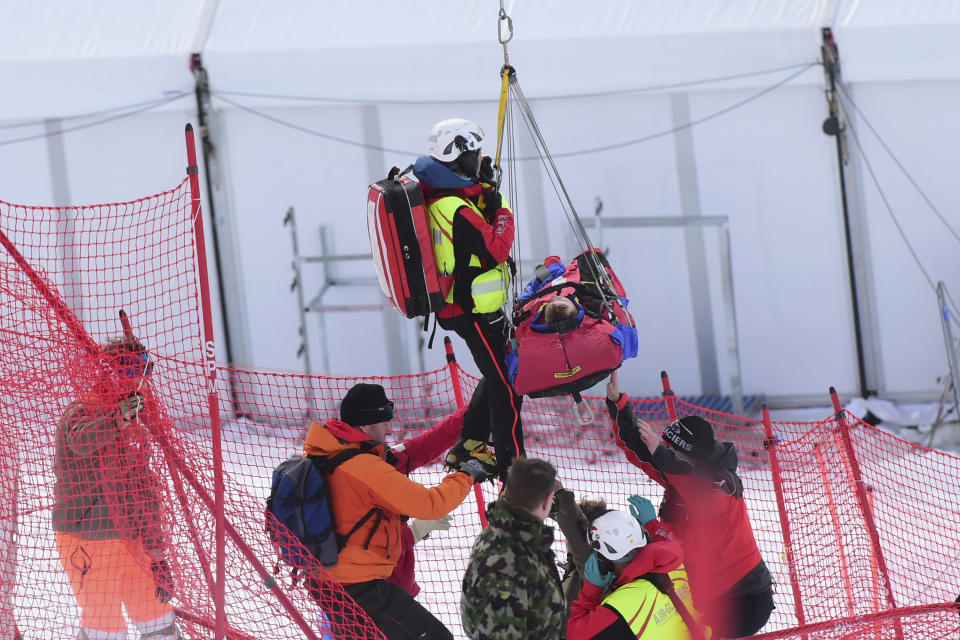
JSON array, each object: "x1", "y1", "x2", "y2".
[
  {"x1": 589, "y1": 510, "x2": 647, "y2": 562},
  {"x1": 428, "y1": 118, "x2": 485, "y2": 162}
]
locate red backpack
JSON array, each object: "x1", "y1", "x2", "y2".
[{"x1": 366, "y1": 168, "x2": 444, "y2": 318}]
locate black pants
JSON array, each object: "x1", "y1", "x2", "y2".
[
  {"x1": 711, "y1": 587, "x2": 775, "y2": 638},
  {"x1": 441, "y1": 312, "x2": 525, "y2": 478},
  {"x1": 325, "y1": 579, "x2": 452, "y2": 640}
]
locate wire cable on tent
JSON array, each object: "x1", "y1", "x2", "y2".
[
  {"x1": 835, "y1": 83, "x2": 960, "y2": 247},
  {"x1": 835, "y1": 91, "x2": 960, "y2": 326},
  {"x1": 0, "y1": 92, "x2": 190, "y2": 131},
  {"x1": 542, "y1": 62, "x2": 816, "y2": 160},
  {"x1": 209, "y1": 62, "x2": 814, "y2": 163},
  {"x1": 213, "y1": 62, "x2": 817, "y2": 106},
  {"x1": 210, "y1": 92, "x2": 412, "y2": 155},
  {"x1": 0, "y1": 92, "x2": 190, "y2": 147}
]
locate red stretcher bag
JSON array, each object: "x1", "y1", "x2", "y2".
[
  {"x1": 509, "y1": 250, "x2": 638, "y2": 398},
  {"x1": 366, "y1": 170, "x2": 444, "y2": 318}
]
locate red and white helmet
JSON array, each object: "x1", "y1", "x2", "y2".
[
  {"x1": 589, "y1": 510, "x2": 647, "y2": 562},
  {"x1": 428, "y1": 118, "x2": 485, "y2": 162}
]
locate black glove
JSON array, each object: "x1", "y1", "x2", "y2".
[
  {"x1": 446, "y1": 437, "x2": 498, "y2": 478},
  {"x1": 479, "y1": 155, "x2": 495, "y2": 183},
  {"x1": 459, "y1": 459, "x2": 490, "y2": 483},
  {"x1": 481, "y1": 189, "x2": 502, "y2": 214},
  {"x1": 151, "y1": 559, "x2": 174, "y2": 603}
]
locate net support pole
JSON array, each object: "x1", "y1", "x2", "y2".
[
  {"x1": 936, "y1": 282, "x2": 960, "y2": 420},
  {"x1": 444, "y1": 337, "x2": 488, "y2": 528},
  {"x1": 866, "y1": 488, "x2": 882, "y2": 619},
  {"x1": 153, "y1": 425, "x2": 320, "y2": 640},
  {"x1": 761, "y1": 405, "x2": 807, "y2": 634},
  {"x1": 814, "y1": 441, "x2": 855, "y2": 615},
  {"x1": 660, "y1": 371, "x2": 678, "y2": 421},
  {"x1": 828, "y1": 386, "x2": 903, "y2": 640},
  {"x1": 164, "y1": 452, "x2": 218, "y2": 599},
  {"x1": 185, "y1": 124, "x2": 227, "y2": 640}
]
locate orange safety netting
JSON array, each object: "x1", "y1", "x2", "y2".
[{"x1": 1, "y1": 169, "x2": 959, "y2": 639}]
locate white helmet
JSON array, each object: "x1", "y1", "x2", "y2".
[
  {"x1": 428, "y1": 118, "x2": 485, "y2": 162},
  {"x1": 589, "y1": 511, "x2": 647, "y2": 562}
]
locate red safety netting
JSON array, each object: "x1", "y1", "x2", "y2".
[{"x1": 1, "y1": 170, "x2": 959, "y2": 640}]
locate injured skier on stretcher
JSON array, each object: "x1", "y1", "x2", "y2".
[
  {"x1": 506, "y1": 252, "x2": 638, "y2": 398},
  {"x1": 533, "y1": 295, "x2": 582, "y2": 333}
]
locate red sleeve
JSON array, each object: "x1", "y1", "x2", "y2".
[
  {"x1": 567, "y1": 582, "x2": 621, "y2": 640},
  {"x1": 659, "y1": 471, "x2": 730, "y2": 517},
  {"x1": 608, "y1": 394, "x2": 667, "y2": 489},
  {"x1": 386, "y1": 523, "x2": 419, "y2": 597},
  {"x1": 394, "y1": 406, "x2": 467, "y2": 473},
  {"x1": 644, "y1": 518, "x2": 677, "y2": 543}
]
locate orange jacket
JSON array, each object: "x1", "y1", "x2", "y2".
[{"x1": 303, "y1": 417, "x2": 473, "y2": 584}]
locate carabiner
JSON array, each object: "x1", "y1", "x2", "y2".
[
  {"x1": 498, "y1": 9, "x2": 514, "y2": 46},
  {"x1": 573, "y1": 396, "x2": 594, "y2": 426}
]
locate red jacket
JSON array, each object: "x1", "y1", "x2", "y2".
[
  {"x1": 607, "y1": 394, "x2": 764, "y2": 606},
  {"x1": 384, "y1": 408, "x2": 465, "y2": 595},
  {"x1": 567, "y1": 541, "x2": 686, "y2": 639}
]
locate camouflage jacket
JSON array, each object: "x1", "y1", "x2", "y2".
[{"x1": 461, "y1": 498, "x2": 565, "y2": 640}]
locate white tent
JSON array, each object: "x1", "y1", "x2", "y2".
[{"x1": 3, "y1": 0, "x2": 960, "y2": 407}]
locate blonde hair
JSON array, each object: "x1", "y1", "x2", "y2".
[{"x1": 542, "y1": 297, "x2": 578, "y2": 325}]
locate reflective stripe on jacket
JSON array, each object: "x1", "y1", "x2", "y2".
[{"x1": 428, "y1": 195, "x2": 510, "y2": 314}]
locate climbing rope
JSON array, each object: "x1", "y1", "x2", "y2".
[
  {"x1": 490, "y1": 2, "x2": 627, "y2": 425},
  {"x1": 491, "y1": 2, "x2": 621, "y2": 319}
]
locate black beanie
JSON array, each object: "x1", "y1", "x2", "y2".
[
  {"x1": 340, "y1": 383, "x2": 394, "y2": 427},
  {"x1": 662, "y1": 415, "x2": 715, "y2": 462}
]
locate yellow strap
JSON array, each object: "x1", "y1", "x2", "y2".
[{"x1": 493, "y1": 67, "x2": 511, "y2": 169}]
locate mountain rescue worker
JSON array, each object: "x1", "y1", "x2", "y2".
[
  {"x1": 567, "y1": 510, "x2": 706, "y2": 640},
  {"x1": 413, "y1": 117, "x2": 524, "y2": 480},
  {"x1": 53, "y1": 336, "x2": 179, "y2": 640},
  {"x1": 461, "y1": 458, "x2": 565, "y2": 640},
  {"x1": 303, "y1": 383, "x2": 492, "y2": 640},
  {"x1": 606, "y1": 371, "x2": 774, "y2": 637}
]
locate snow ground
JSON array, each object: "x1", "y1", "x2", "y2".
[{"x1": 10, "y1": 401, "x2": 960, "y2": 639}]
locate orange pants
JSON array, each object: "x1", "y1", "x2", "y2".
[{"x1": 56, "y1": 533, "x2": 171, "y2": 633}]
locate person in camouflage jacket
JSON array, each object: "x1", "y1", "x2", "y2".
[{"x1": 461, "y1": 458, "x2": 565, "y2": 640}]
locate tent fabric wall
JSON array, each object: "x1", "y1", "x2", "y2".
[
  {"x1": 2, "y1": 0, "x2": 960, "y2": 404},
  {"x1": 835, "y1": 0, "x2": 960, "y2": 82},
  {"x1": 0, "y1": 0, "x2": 216, "y2": 120},
  {"x1": 203, "y1": 0, "x2": 827, "y2": 101}
]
